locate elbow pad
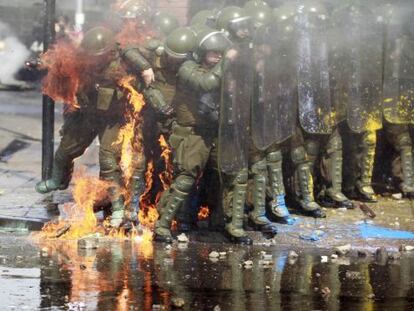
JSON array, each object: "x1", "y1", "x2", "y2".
[{"x1": 122, "y1": 47, "x2": 151, "y2": 71}]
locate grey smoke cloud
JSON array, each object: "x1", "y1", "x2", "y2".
[{"x1": 0, "y1": 21, "x2": 30, "y2": 85}]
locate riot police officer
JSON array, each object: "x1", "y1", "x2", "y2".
[
  {"x1": 295, "y1": 0, "x2": 353, "y2": 210},
  {"x1": 154, "y1": 28, "x2": 231, "y2": 243},
  {"x1": 35, "y1": 26, "x2": 154, "y2": 228}
]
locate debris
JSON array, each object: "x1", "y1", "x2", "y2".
[
  {"x1": 209, "y1": 251, "x2": 220, "y2": 259},
  {"x1": 213, "y1": 305, "x2": 221, "y2": 311},
  {"x1": 345, "y1": 271, "x2": 362, "y2": 280},
  {"x1": 171, "y1": 297, "x2": 185, "y2": 308},
  {"x1": 152, "y1": 304, "x2": 162, "y2": 310},
  {"x1": 367, "y1": 293, "x2": 375, "y2": 299},
  {"x1": 288, "y1": 251, "x2": 298, "y2": 259},
  {"x1": 338, "y1": 207, "x2": 347, "y2": 212},
  {"x1": 315, "y1": 273, "x2": 321, "y2": 278},
  {"x1": 165, "y1": 245, "x2": 172, "y2": 251},
  {"x1": 400, "y1": 245, "x2": 414, "y2": 252},
  {"x1": 355, "y1": 202, "x2": 376, "y2": 219},
  {"x1": 219, "y1": 252, "x2": 227, "y2": 258},
  {"x1": 331, "y1": 254, "x2": 338, "y2": 260},
  {"x1": 321, "y1": 256, "x2": 328, "y2": 263},
  {"x1": 391, "y1": 193, "x2": 403, "y2": 200},
  {"x1": 177, "y1": 233, "x2": 189, "y2": 243},
  {"x1": 299, "y1": 230, "x2": 325, "y2": 241},
  {"x1": 78, "y1": 236, "x2": 99, "y2": 249},
  {"x1": 334, "y1": 244, "x2": 351, "y2": 256},
  {"x1": 55, "y1": 223, "x2": 71, "y2": 238},
  {"x1": 387, "y1": 252, "x2": 401, "y2": 260},
  {"x1": 79, "y1": 264, "x2": 86, "y2": 270},
  {"x1": 243, "y1": 260, "x2": 253, "y2": 269},
  {"x1": 265, "y1": 285, "x2": 271, "y2": 292}
]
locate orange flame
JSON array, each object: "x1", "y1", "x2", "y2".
[
  {"x1": 138, "y1": 161, "x2": 159, "y2": 228},
  {"x1": 116, "y1": 75, "x2": 146, "y2": 206},
  {"x1": 41, "y1": 40, "x2": 109, "y2": 112},
  {"x1": 198, "y1": 205, "x2": 210, "y2": 221},
  {"x1": 39, "y1": 168, "x2": 111, "y2": 239},
  {"x1": 158, "y1": 134, "x2": 173, "y2": 191}
]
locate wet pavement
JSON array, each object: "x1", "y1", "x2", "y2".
[
  {"x1": 0, "y1": 232, "x2": 413, "y2": 310},
  {"x1": 2, "y1": 88, "x2": 414, "y2": 310}
]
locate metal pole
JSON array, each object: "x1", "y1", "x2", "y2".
[{"x1": 42, "y1": 0, "x2": 55, "y2": 180}]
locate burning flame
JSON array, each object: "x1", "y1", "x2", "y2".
[
  {"x1": 138, "y1": 161, "x2": 159, "y2": 228},
  {"x1": 40, "y1": 41, "x2": 81, "y2": 110},
  {"x1": 198, "y1": 205, "x2": 210, "y2": 221},
  {"x1": 39, "y1": 168, "x2": 111, "y2": 239},
  {"x1": 41, "y1": 40, "x2": 108, "y2": 112},
  {"x1": 158, "y1": 135, "x2": 173, "y2": 192},
  {"x1": 116, "y1": 75, "x2": 146, "y2": 206}
]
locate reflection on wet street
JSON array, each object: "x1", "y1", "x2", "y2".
[{"x1": 0, "y1": 234, "x2": 413, "y2": 310}]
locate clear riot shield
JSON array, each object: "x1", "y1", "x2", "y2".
[{"x1": 251, "y1": 20, "x2": 297, "y2": 151}]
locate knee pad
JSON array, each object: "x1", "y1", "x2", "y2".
[
  {"x1": 173, "y1": 175, "x2": 195, "y2": 195},
  {"x1": 305, "y1": 140, "x2": 320, "y2": 158},
  {"x1": 100, "y1": 152, "x2": 119, "y2": 177},
  {"x1": 362, "y1": 130, "x2": 377, "y2": 148},
  {"x1": 251, "y1": 159, "x2": 267, "y2": 175},
  {"x1": 397, "y1": 132, "x2": 412, "y2": 149},
  {"x1": 266, "y1": 150, "x2": 282, "y2": 163},
  {"x1": 326, "y1": 135, "x2": 342, "y2": 155},
  {"x1": 291, "y1": 146, "x2": 307, "y2": 165},
  {"x1": 235, "y1": 169, "x2": 248, "y2": 184}
]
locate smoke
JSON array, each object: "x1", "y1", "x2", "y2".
[{"x1": 0, "y1": 21, "x2": 30, "y2": 85}]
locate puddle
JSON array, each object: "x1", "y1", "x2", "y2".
[
  {"x1": 359, "y1": 224, "x2": 414, "y2": 239},
  {"x1": 0, "y1": 235, "x2": 413, "y2": 310}
]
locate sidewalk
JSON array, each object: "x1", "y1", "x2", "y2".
[{"x1": 0, "y1": 90, "x2": 99, "y2": 231}]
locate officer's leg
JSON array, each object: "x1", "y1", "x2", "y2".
[
  {"x1": 266, "y1": 148, "x2": 294, "y2": 225},
  {"x1": 154, "y1": 125, "x2": 212, "y2": 242},
  {"x1": 355, "y1": 129, "x2": 377, "y2": 202},
  {"x1": 291, "y1": 146, "x2": 325, "y2": 218},
  {"x1": 155, "y1": 174, "x2": 196, "y2": 242},
  {"x1": 321, "y1": 129, "x2": 353, "y2": 208},
  {"x1": 99, "y1": 121, "x2": 126, "y2": 228},
  {"x1": 35, "y1": 111, "x2": 96, "y2": 193},
  {"x1": 122, "y1": 121, "x2": 147, "y2": 224},
  {"x1": 388, "y1": 124, "x2": 414, "y2": 196},
  {"x1": 249, "y1": 156, "x2": 278, "y2": 235},
  {"x1": 304, "y1": 137, "x2": 320, "y2": 172},
  {"x1": 127, "y1": 156, "x2": 146, "y2": 223},
  {"x1": 224, "y1": 168, "x2": 253, "y2": 245}
]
